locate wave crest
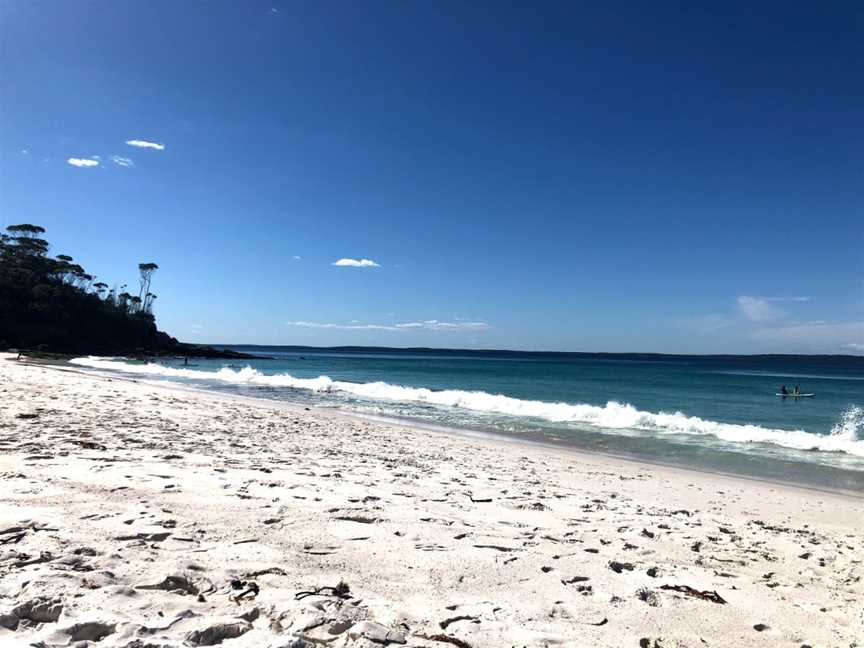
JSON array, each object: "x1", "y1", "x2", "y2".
[{"x1": 69, "y1": 357, "x2": 864, "y2": 458}]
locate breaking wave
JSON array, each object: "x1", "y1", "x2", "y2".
[{"x1": 69, "y1": 357, "x2": 864, "y2": 458}]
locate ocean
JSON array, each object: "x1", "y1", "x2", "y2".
[{"x1": 70, "y1": 347, "x2": 864, "y2": 493}]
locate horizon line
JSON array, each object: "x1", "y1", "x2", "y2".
[{"x1": 196, "y1": 343, "x2": 864, "y2": 361}]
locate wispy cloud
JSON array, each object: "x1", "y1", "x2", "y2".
[
  {"x1": 736, "y1": 296, "x2": 781, "y2": 321},
  {"x1": 845, "y1": 342, "x2": 864, "y2": 354},
  {"x1": 287, "y1": 321, "x2": 399, "y2": 331},
  {"x1": 125, "y1": 139, "x2": 165, "y2": 150},
  {"x1": 332, "y1": 258, "x2": 380, "y2": 268},
  {"x1": 292, "y1": 255, "x2": 302, "y2": 261},
  {"x1": 750, "y1": 320, "x2": 863, "y2": 351},
  {"x1": 395, "y1": 320, "x2": 491, "y2": 331},
  {"x1": 736, "y1": 295, "x2": 813, "y2": 322},
  {"x1": 763, "y1": 296, "x2": 812, "y2": 302},
  {"x1": 112, "y1": 155, "x2": 134, "y2": 167},
  {"x1": 67, "y1": 157, "x2": 99, "y2": 168},
  {"x1": 286, "y1": 319, "x2": 491, "y2": 332},
  {"x1": 190, "y1": 323, "x2": 204, "y2": 332}
]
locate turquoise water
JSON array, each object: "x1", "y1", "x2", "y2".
[{"x1": 70, "y1": 347, "x2": 864, "y2": 492}]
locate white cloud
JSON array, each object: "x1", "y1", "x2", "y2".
[
  {"x1": 286, "y1": 321, "x2": 399, "y2": 331},
  {"x1": 736, "y1": 296, "x2": 783, "y2": 321},
  {"x1": 125, "y1": 139, "x2": 165, "y2": 150},
  {"x1": 286, "y1": 319, "x2": 491, "y2": 332},
  {"x1": 293, "y1": 255, "x2": 302, "y2": 260},
  {"x1": 112, "y1": 155, "x2": 134, "y2": 167},
  {"x1": 766, "y1": 296, "x2": 811, "y2": 302},
  {"x1": 190, "y1": 323, "x2": 204, "y2": 332},
  {"x1": 737, "y1": 295, "x2": 813, "y2": 322},
  {"x1": 67, "y1": 157, "x2": 99, "y2": 168},
  {"x1": 332, "y1": 258, "x2": 380, "y2": 267},
  {"x1": 20, "y1": 149, "x2": 28, "y2": 155},
  {"x1": 396, "y1": 320, "x2": 491, "y2": 331},
  {"x1": 845, "y1": 343, "x2": 864, "y2": 354}
]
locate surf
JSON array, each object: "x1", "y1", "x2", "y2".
[{"x1": 69, "y1": 357, "x2": 864, "y2": 459}]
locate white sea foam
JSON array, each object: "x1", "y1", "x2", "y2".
[{"x1": 69, "y1": 357, "x2": 864, "y2": 458}]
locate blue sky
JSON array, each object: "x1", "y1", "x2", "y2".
[{"x1": 1, "y1": 1, "x2": 862, "y2": 353}]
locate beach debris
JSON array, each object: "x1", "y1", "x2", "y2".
[
  {"x1": 13, "y1": 550, "x2": 54, "y2": 568},
  {"x1": 136, "y1": 573, "x2": 212, "y2": 596},
  {"x1": 439, "y1": 615, "x2": 479, "y2": 630},
  {"x1": 73, "y1": 439, "x2": 106, "y2": 450},
  {"x1": 333, "y1": 514, "x2": 381, "y2": 524},
  {"x1": 561, "y1": 576, "x2": 590, "y2": 585},
  {"x1": 608, "y1": 561, "x2": 635, "y2": 573},
  {"x1": 415, "y1": 633, "x2": 473, "y2": 648},
  {"x1": 245, "y1": 566, "x2": 287, "y2": 578},
  {"x1": 659, "y1": 584, "x2": 726, "y2": 604},
  {"x1": 0, "y1": 531, "x2": 26, "y2": 545},
  {"x1": 517, "y1": 501, "x2": 549, "y2": 511},
  {"x1": 113, "y1": 531, "x2": 172, "y2": 542},
  {"x1": 283, "y1": 639, "x2": 315, "y2": 648},
  {"x1": 637, "y1": 588, "x2": 660, "y2": 606},
  {"x1": 639, "y1": 639, "x2": 665, "y2": 648},
  {"x1": 347, "y1": 621, "x2": 407, "y2": 644},
  {"x1": 646, "y1": 567, "x2": 659, "y2": 578},
  {"x1": 753, "y1": 623, "x2": 769, "y2": 631},
  {"x1": 229, "y1": 580, "x2": 259, "y2": 603},
  {"x1": 295, "y1": 580, "x2": 352, "y2": 600},
  {"x1": 186, "y1": 621, "x2": 252, "y2": 645},
  {"x1": 584, "y1": 617, "x2": 608, "y2": 626},
  {"x1": 472, "y1": 544, "x2": 518, "y2": 552}
]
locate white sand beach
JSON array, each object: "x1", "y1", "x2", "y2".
[{"x1": 1, "y1": 354, "x2": 861, "y2": 648}]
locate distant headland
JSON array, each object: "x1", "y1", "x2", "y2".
[{"x1": 0, "y1": 224, "x2": 264, "y2": 360}]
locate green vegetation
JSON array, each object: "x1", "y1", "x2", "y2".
[{"x1": 0, "y1": 223, "x2": 177, "y2": 354}]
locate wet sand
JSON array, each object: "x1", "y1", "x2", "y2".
[{"x1": 1, "y1": 354, "x2": 862, "y2": 647}]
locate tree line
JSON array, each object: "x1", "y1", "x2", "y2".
[{"x1": 0, "y1": 223, "x2": 178, "y2": 354}]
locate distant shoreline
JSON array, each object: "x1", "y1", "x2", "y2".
[{"x1": 209, "y1": 343, "x2": 864, "y2": 363}]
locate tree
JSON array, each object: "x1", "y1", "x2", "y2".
[
  {"x1": 6, "y1": 224, "x2": 46, "y2": 238},
  {"x1": 138, "y1": 262, "x2": 158, "y2": 313}
]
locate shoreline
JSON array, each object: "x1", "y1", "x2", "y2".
[
  {"x1": 36, "y1": 356, "x2": 864, "y2": 500},
  {"x1": 2, "y1": 354, "x2": 862, "y2": 647}
]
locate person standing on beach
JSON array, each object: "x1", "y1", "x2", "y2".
[{"x1": 794, "y1": 385, "x2": 800, "y2": 396}]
